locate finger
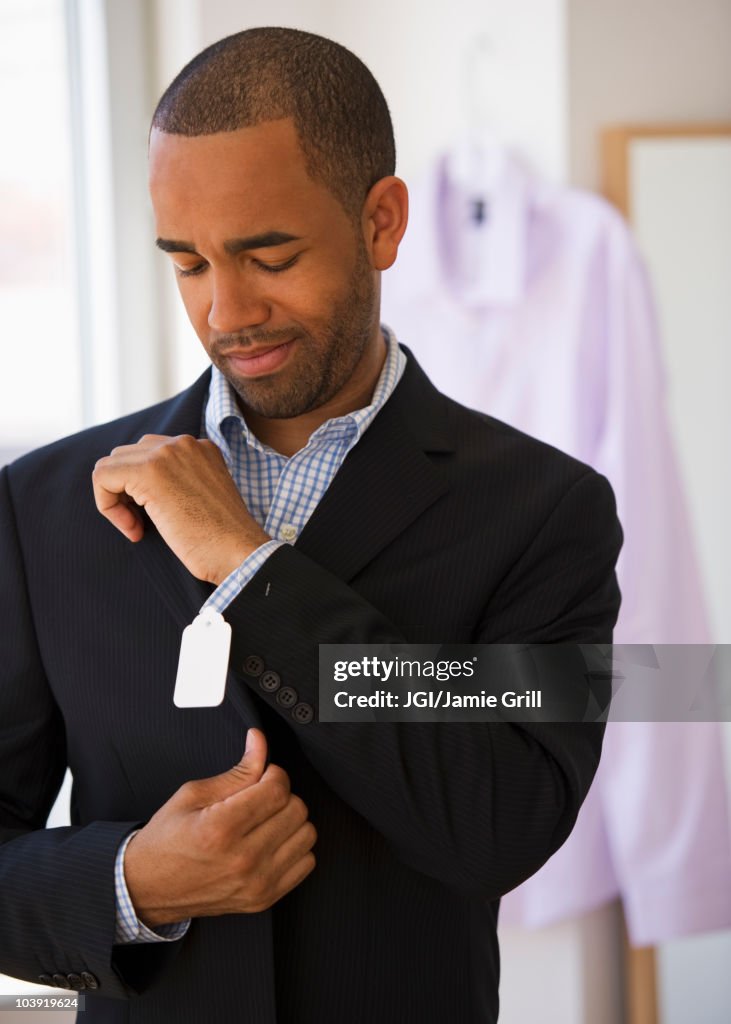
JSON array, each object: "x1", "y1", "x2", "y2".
[
  {"x1": 197, "y1": 766, "x2": 297, "y2": 843},
  {"x1": 265, "y1": 849, "x2": 317, "y2": 905},
  {"x1": 92, "y1": 481, "x2": 144, "y2": 541},
  {"x1": 267, "y1": 818, "x2": 318, "y2": 875},
  {"x1": 92, "y1": 457, "x2": 147, "y2": 541},
  {"x1": 136, "y1": 434, "x2": 178, "y2": 448},
  {"x1": 209, "y1": 765, "x2": 294, "y2": 837},
  {"x1": 185, "y1": 729, "x2": 269, "y2": 807},
  {"x1": 236, "y1": 828, "x2": 317, "y2": 914},
  {"x1": 236, "y1": 793, "x2": 311, "y2": 856},
  {"x1": 225, "y1": 728, "x2": 269, "y2": 792}
]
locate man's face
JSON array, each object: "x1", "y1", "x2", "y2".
[{"x1": 148, "y1": 119, "x2": 379, "y2": 419}]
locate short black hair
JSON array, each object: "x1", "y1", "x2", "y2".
[{"x1": 151, "y1": 27, "x2": 396, "y2": 220}]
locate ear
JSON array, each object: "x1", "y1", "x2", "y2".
[{"x1": 361, "y1": 176, "x2": 409, "y2": 271}]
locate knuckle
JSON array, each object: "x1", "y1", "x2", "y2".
[
  {"x1": 153, "y1": 441, "x2": 173, "y2": 460},
  {"x1": 271, "y1": 779, "x2": 291, "y2": 811},
  {"x1": 176, "y1": 779, "x2": 202, "y2": 804},
  {"x1": 289, "y1": 795, "x2": 309, "y2": 825},
  {"x1": 303, "y1": 822, "x2": 318, "y2": 848},
  {"x1": 265, "y1": 764, "x2": 290, "y2": 790},
  {"x1": 227, "y1": 763, "x2": 254, "y2": 786}
]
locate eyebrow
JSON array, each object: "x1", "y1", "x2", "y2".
[{"x1": 155, "y1": 231, "x2": 302, "y2": 255}]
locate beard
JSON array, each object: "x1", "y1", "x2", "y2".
[{"x1": 208, "y1": 244, "x2": 378, "y2": 420}]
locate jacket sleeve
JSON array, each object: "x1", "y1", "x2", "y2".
[
  {"x1": 223, "y1": 469, "x2": 622, "y2": 900},
  {"x1": 0, "y1": 466, "x2": 177, "y2": 998}
]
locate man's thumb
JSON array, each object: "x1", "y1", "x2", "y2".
[
  {"x1": 243, "y1": 727, "x2": 267, "y2": 772},
  {"x1": 236, "y1": 727, "x2": 268, "y2": 782},
  {"x1": 198, "y1": 728, "x2": 268, "y2": 804}
]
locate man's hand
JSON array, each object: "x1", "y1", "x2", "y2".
[
  {"x1": 92, "y1": 434, "x2": 271, "y2": 584},
  {"x1": 123, "y1": 729, "x2": 317, "y2": 927}
]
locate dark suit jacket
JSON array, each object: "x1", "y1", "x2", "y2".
[{"x1": 0, "y1": 350, "x2": 621, "y2": 1023}]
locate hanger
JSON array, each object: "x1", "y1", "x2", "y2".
[{"x1": 453, "y1": 32, "x2": 507, "y2": 222}]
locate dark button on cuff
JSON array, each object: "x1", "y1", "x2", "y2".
[
  {"x1": 259, "y1": 670, "x2": 281, "y2": 692},
  {"x1": 243, "y1": 655, "x2": 265, "y2": 677},
  {"x1": 37, "y1": 974, "x2": 53, "y2": 986},
  {"x1": 81, "y1": 971, "x2": 99, "y2": 990},
  {"x1": 52, "y1": 974, "x2": 71, "y2": 989},
  {"x1": 291, "y1": 702, "x2": 314, "y2": 725},
  {"x1": 276, "y1": 686, "x2": 298, "y2": 708},
  {"x1": 66, "y1": 973, "x2": 85, "y2": 990}
]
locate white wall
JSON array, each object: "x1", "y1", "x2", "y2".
[
  {"x1": 197, "y1": 0, "x2": 568, "y2": 183},
  {"x1": 630, "y1": 134, "x2": 731, "y2": 1024}
]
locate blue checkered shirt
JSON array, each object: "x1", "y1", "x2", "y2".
[{"x1": 114, "y1": 327, "x2": 406, "y2": 943}]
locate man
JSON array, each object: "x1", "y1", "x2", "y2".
[{"x1": 0, "y1": 27, "x2": 621, "y2": 1024}]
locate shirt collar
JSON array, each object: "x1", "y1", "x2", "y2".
[
  {"x1": 205, "y1": 325, "x2": 406, "y2": 461},
  {"x1": 395, "y1": 144, "x2": 534, "y2": 307}
]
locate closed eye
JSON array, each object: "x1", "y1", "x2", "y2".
[
  {"x1": 174, "y1": 255, "x2": 300, "y2": 277},
  {"x1": 175, "y1": 262, "x2": 207, "y2": 278},
  {"x1": 253, "y1": 255, "x2": 300, "y2": 274}
]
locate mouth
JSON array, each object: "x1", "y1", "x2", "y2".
[{"x1": 224, "y1": 339, "x2": 296, "y2": 378}]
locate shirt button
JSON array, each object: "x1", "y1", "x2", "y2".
[
  {"x1": 280, "y1": 524, "x2": 297, "y2": 542},
  {"x1": 276, "y1": 686, "x2": 298, "y2": 708}
]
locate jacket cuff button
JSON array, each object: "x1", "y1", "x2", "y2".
[
  {"x1": 260, "y1": 670, "x2": 281, "y2": 692},
  {"x1": 243, "y1": 655, "x2": 265, "y2": 676},
  {"x1": 276, "y1": 686, "x2": 298, "y2": 708},
  {"x1": 291, "y1": 702, "x2": 314, "y2": 725}
]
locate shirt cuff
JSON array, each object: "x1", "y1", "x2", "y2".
[
  {"x1": 114, "y1": 830, "x2": 190, "y2": 944},
  {"x1": 202, "y1": 539, "x2": 284, "y2": 614}
]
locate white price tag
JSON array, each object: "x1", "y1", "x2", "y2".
[{"x1": 173, "y1": 609, "x2": 232, "y2": 708}]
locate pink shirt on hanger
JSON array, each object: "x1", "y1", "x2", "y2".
[{"x1": 381, "y1": 147, "x2": 731, "y2": 943}]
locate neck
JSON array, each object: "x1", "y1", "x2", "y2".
[{"x1": 244, "y1": 331, "x2": 388, "y2": 457}]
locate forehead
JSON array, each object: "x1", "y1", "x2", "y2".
[{"x1": 148, "y1": 119, "x2": 342, "y2": 236}]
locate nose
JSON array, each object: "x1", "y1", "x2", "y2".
[{"x1": 207, "y1": 267, "x2": 271, "y2": 333}]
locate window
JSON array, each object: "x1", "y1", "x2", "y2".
[{"x1": 0, "y1": 0, "x2": 82, "y2": 462}]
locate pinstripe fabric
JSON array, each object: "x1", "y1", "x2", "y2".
[{"x1": 113, "y1": 327, "x2": 405, "y2": 943}]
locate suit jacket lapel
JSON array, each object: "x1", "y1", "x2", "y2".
[{"x1": 295, "y1": 352, "x2": 453, "y2": 580}]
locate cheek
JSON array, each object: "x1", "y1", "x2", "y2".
[
  {"x1": 176, "y1": 279, "x2": 212, "y2": 336},
  {"x1": 290, "y1": 264, "x2": 355, "y2": 322}
]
